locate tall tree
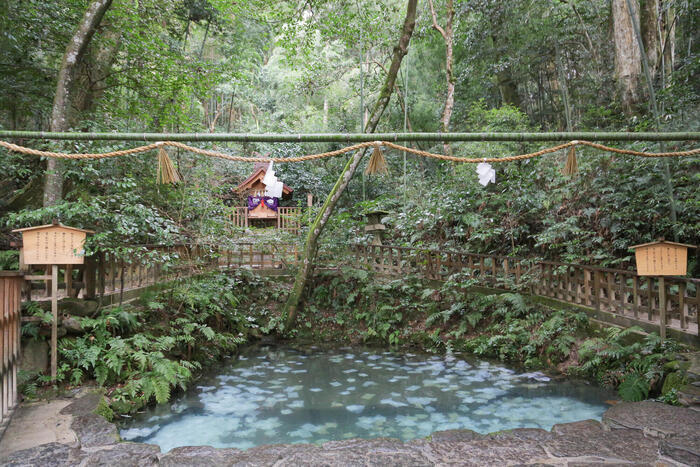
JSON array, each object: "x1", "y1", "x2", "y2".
[
  {"x1": 429, "y1": 0, "x2": 455, "y2": 155},
  {"x1": 43, "y1": 0, "x2": 113, "y2": 206},
  {"x1": 284, "y1": 0, "x2": 419, "y2": 328},
  {"x1": 612, "y1": 0, "x2": 642, "y2": 114}
]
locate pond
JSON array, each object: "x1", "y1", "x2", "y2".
[{"x1": 120, "y1": 344, "x2": 615, "y2": 452}]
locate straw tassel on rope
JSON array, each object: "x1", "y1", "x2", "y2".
[
  {"x1": 562, "y1": 144, "x2": 578, "y2": 176},
  {"x1": 156, "y1": 144, "x2": 181, "y2": 184},
  {"x1": 365, "y1": 142, "x2": 389, "y2": 175}
]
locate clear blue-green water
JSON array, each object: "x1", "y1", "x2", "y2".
[{"x1": 120, "y1": 344, "x2": 615, "y2": 452}]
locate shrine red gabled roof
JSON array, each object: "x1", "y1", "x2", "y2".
[{"x1": 235, "y1": 166, "x2": 293, "y2": 195}]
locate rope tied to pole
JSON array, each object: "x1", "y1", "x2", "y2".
[
  {"x1": 365, "y1": 142, "x2": 389, "y2": 175},
  {"x1": 0, "y1": 138, "x2": 698, "y2": 166}
]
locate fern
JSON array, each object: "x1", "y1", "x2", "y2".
[
  {"x1": 94, "y1": 364, "x2": 109, "y2": 386},
  {"x1": 464, "y1": 311, "x2": 483, "y2": 328},
  {"x1": 153, "y1": 378, "x2": 171, "y2": 404},
  {"x1": 618, "y1": 372, "x2": 650, "y2": 401}
]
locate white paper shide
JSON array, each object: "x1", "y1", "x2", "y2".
[
  {"x1": 476, "y1": 162, "x2": 495, "y2": 186},
  {"x1": 263, "y1": 161, "x2": 285, "y2": 198}
]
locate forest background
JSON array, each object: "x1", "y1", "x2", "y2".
[{"x1": 0, "y1": 0, "x2": 698, "y2": 273}]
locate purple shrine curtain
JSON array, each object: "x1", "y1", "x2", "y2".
[{"x1": 247, "y1": 196, "x2": 279, "y2": 211}]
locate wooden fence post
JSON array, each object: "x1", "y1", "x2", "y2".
[
  {"x1": 593, "y1": 271, "x2": 600, "y2": 312},
  {"x1": 84, "y1": 255, "x2": 97, "y2": 299},
  {"x1": 658, "y1": 276, "x2": 666, "y2": 339},
  {"x1": 678, "y1": 282, "x2": 686, "y2": 330},
  {"x1": 51, "y1": 264, "x2": 58, "y2": 380}
]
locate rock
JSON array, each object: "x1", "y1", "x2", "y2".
[
  {"x1": 678, "y1": 383, "x2": 700, "y2": 408},
  {"x1": 60, "y1": 298, "x2": 99, "y2": 317},
  {"x1": 550, "y1": 419, "x2": 603, "y2": 437},
  {"x1": 75, "y1": 442, "x2": 160, "y2": 466},
  {"x1": 61, "y1": 315, "x2": 83, "y2": 334},
  {"x1": 60, "y1": 391, "x2": 102, "y2": 417},
  {"x1": 659, "y1": 432, "x2": 700, "y2": 466},
  {"x1": 159, "y1": 446, "x2": 243, "y2": 466},
  {"x1": 484, "y1": 428, "x2": 553, "y2": 442},
  {"x1": 543, "y1": 426, "x2": 659, "y2": 464},
  {"x1": 39, "y1": 326, "x2": 67, "y2": 339},
  {"x1": 602, "y1": 400, "x2": 700, "y2": 438},
  {"x1": 61, "y1": 391, "x2": 120, "y2": 448},
  {"x1": 0, "y1": 442, "x2": 81, "y2": 466},
  {"x1": 20, "y1": 339, "x2": 49, "y2": 373},
  {"x1": 71, "y1": 413, "x2": 120, "y2": 448},
  {"x1": 684, "y1": 351, "x2": 700, "y2": 383},
  {"x1": 424, "y1": 433, "x2": 548, "y2": 465},
  {"x1": 430, "y1": 428, "x2": 482, "y2": 442}
]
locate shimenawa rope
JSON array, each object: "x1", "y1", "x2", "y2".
[{"x1": 0, "y1": 138, "x2": 697, "y2": 164}]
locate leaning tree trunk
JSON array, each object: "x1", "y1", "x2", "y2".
[
  {"x1": 283, "y1": 0, "x2": 418, "y2": 328},
  {"x1": 44, "y1": 0, "x2": 113, "y2": 207},
  {"x1": 429, "y1": 0, "x2": 455, "y2": 156},
  {"x1": 612, "y1": 0, "x2": 642, "y2": 115}
]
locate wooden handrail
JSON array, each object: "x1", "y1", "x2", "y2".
[{"x1": 349, "y1": 243, "x2": 699, "y2": 338}]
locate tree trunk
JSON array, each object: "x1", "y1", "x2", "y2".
[
  {"x1": 73, "y1": 28, "x2": 122, "y2": 119},
  {"x1": 640, "y1": 0, "x2": 660, "y2": 77},
  {"x1": 612, "y1": 0, "x2": 642, "y2": 115},
  {"x1": 659, "y1": 1, "x2": 675, "y2": 86},
  {"x1": 429, "y1": 0, "x2": 455, "y2": 156},
  {"x1": 496, "y1": 69, "x2": 521, "y2": 108},
  {"x1": 283, "y1": 0, "x2": 418, "y2": 329},
  {"x1": 43, "y1": 0, "x2": 113, "y2": 207}
]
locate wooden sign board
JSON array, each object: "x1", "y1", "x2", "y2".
[
  {"x1": 630, "y1": 240, "x2": 695, "y2": 276},
  {"x1": 13, "y1": 223, "x2": 94, "y2": 265}
]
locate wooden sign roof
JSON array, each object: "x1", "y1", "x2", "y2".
[
  {"x1": 630, "y1": 240, "x2": 696, "y2": 250},
  {"x1": 12, "y1": 223, "x2": 94, "y2": 234}
]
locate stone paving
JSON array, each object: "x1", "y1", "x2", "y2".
[{"x1": 1, "y1": 392, "x2": 698, "y2": 466}]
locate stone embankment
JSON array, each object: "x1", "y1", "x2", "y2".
[{"x1": 1, "y1": 391, "x2": 698, "y2": 466}]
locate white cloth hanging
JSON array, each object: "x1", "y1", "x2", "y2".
[
  {"x1": 265, "y1": 180, "x2": 284, "y2": 198},
  {"x1": 262, "y1": 161, "x2": 276, "y2": 186},
  {"x1": 476, "y1": 162, "x2": 495, "y2": 186}
]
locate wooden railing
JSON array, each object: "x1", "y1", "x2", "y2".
[
  {"x1": 229, "y1": 206, "x2": 305, "y2": 234},
  {"x1": 0, "y1": 272, "x2": 22, "y2": 426},
  {"x1": 230, "y1": 207, "x2": 248, "y2": 228},
  {"x1": 22, "y1": 242, "x2": 299, "y2": 302},
  {"x1": 350, "y1": 244, "x2": 699, "y2": 338},
  {"x1": 278, "y1": 207, "x2": 303, "y2": 234}
]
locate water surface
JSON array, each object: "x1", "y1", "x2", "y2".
[{"x1": 121, "y1": 344, "x2": 614, "y2": 451}]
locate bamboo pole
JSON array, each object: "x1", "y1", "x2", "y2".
[{"x1": 0, "y1": 131, "x2": 697, "y2": 142}]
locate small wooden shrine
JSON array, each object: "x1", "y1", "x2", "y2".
[{"x1": 234, "y1": 161, "x2": 295, "y2": 228}]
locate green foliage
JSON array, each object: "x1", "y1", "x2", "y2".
[
  {"x1": 95, "y1": 396, "x2": 115, "y2": 422},
  {"x1": 44, "y1": 270, "x2": 283, "y2": 415},
  {"x1": 573, "y1": 327, "x2": 685, "y2": 401},
  {"x1": 617, "y1": 372, "x2": 650, "y2": 402},
  {"x1": 18, "y1": 369, "x2": 40, "y2": 399},
  {"x1": 0, "y1": 250, "x2": 19, "y2": 269}
]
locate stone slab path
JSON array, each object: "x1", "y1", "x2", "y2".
[
  {"x1": 0, "y1": 399, "x2": 76, "y2": 456},
  {"x1": 1, "y1": 391, "x2": 698, "y2": 466}
]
